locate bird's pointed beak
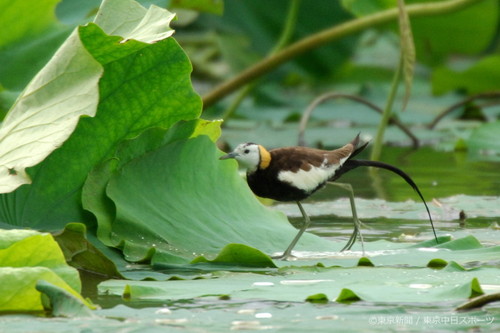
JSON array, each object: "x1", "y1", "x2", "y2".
[{"x1": 219, "y1": 152, "x2": 238, "y2": 160}]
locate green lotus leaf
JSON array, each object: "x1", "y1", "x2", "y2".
[
  {"x1": 0, "y1": 229, "x2": 89, "y2": 313},
  {"x1": 357, "y1": 257, "x2": 375, "y2": 267},
  {"x1": 94, "y1": 0, "x2": 175, "y2": 43},
  {"x1": 0, "y1": 27, "x2": 102, "y2": 193},
  {"x1": 191, "y1": 243, "x2": 277, "y2": 268},
  {"x1": 336, "y1": 288, "x2": 362, "y2": 303},
  {"x1": 83, "y1": 120, "x2": 220, "y2": 248},
  {"x1": 448, "y1": 277, "x2": 484, "y2": 299},
  {"x1": 35, "y1": 280, "x2": 95, "y2": 317},
  {"x1": 305, "y1": 292, "x2": 329, "y2": 303},
  {"x1": 53, "y1": 223, "x2": 122, "y2": 279},
  {"x1": 0, "y1": 0, "x2": 201, "y2": 229}
]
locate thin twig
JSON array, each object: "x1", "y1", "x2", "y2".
[
  {"x1": 428, "y1": 91, "x2": 500, "y2": 129},
  {"x1": 202, "y1": 0, "x2": 482, "y2": 109},
  {"x1": 298, "y1": 92, "x2": 419, "y2": 148}
]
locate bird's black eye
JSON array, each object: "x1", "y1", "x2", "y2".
[{"x1": 244, "y1": 149, "x2": 250, "y2": 154}]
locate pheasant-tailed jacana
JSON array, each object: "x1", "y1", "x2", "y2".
[{"x1": 220, "y1": 134, "x2": 438, "y2": 259}]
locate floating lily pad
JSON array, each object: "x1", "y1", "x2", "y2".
[{"x1": 98, "y1": 259, "x2": 497, "y2": 304}]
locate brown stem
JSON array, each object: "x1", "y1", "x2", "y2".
[
  {"x1": 428, "y1": 91, "x2": 500, "y2": 129},
  {"x1": 202, "y1": 0, "x2": 483, "y2": 109},
  {"x1": 298, "y1": 93, "x2": 420, "y2": 148},
  {"x1": 455, "y1": 292, "x2": 500, "y2": 311}
]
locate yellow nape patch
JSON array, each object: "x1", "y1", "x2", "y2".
[{"x1": 258, "y1": 145, "x2": 271, "y2": 169}]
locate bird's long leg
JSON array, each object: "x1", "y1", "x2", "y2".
[
  {"x1": 272, "y1": 201, "x2": 311, "y2": 260},
  {"x1": 327, "y1": 182, "x2": 365, "y2": 254}
]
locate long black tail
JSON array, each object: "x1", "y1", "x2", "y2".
[{"x1": 334, "y1": 159, "x2": 439, "y2": 244}]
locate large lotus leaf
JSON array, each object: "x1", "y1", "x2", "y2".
[
  {"x1": 0, "y1": 0, "x2": 201, "y2": 229},
  {"x1": 94, "y1": 0, "x2": 174, "y2": 43},
  {"x1": 0, "y1": 229, "x2": 90, "y2": 312},
  {"x1": 98, "y1": 263, "x2": 497, "y2": 303},
  {"x1": 0, "y1": 28, "x2": 102, "y2": 193},
  {"x1": 52, "y1": 223, "x2": 122, "y2": 279},
  {"x1": 83, "y1": 120, "x2": 221, "y2": 247},
  {"x1": 0, "y1": 229, "x2": 39, "y2": 248},
  {"x1": 104, "y1": 135, "x2": 333, "y2": 263},
  {"x1": 0, "y1": 267, "x2": 85, "y2": 312},
  {"x1": 0, "y1": 231, "x2": 80, "y2": 291},
  {"x1": 35, "y1": 280, "x2": 95, "y2": 317}
]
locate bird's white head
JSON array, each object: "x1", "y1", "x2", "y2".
[{"x1": 219, "y1": 143, "x2": 270, "y2": 172}]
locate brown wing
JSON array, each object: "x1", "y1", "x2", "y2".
[
  {"x1": 269, "y1": 147, "x2": 326, "y2": 172},
  {"x1": 268, "y1": 136, "x2": 359, "y2": 172}
]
